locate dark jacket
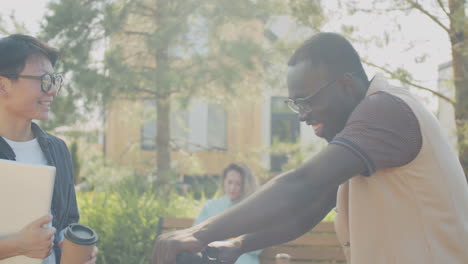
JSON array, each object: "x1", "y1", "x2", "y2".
[{"x1": 0, "y1": 123, "x2": 79, "y2": 263}]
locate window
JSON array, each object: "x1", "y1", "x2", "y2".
[
  {"x1": 141, "y1": 121, "x2": 157, "y2": 150},
  {"x1": 207, "y1": 104, "x2": 227, "y2": 150},
  {"x1": 141, "y1": 100, "x2": 189, "y2": 150},
  {"x1": 270, "y1": 96, "x2": 300, "y2": 172},
  {"x1": 141, "y1": 100, "x2": 226, "y2": 151},
  {"x1": 171, "y1": 111, "x2": 189, "y2": 149},
  {"x1": 141, "y1": 100, "x2": 157, "y2": 150}
]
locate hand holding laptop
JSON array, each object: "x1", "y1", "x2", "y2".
[{"x1": 16, "y1": 215, "x2": 56, "y2": 259}]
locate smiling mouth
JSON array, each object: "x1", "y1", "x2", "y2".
[
  {"x1": 312, "y1": 124, "x2": 324, "y2": 137},
  {"x1": 38, "y1": 101, "x2": 52, "y2": 109}
]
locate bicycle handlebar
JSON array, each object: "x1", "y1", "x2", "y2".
[{"x1": 176, "y1": 247, "x2": 220, "y2": 264}]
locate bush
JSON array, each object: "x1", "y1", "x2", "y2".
[
  {"x1": 74, "y1": 142, "x2": 336, "y2": 263},
  {"x1": 76, "y1": 152, "x2": 136, "y2": 192},
  {"x1": 77, "y1": 185, "x2": 203, "y2": 264},
  {"x1": 322, "y1": 210, "x2": 336, "y2": 222},
  {"x1": 183, "y1": 175, "x2": 219, "y2": 200}
]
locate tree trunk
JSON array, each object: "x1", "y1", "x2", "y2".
[
  {"x1": 155, "y1": 96, "x2": 172, "y2": 189},
  {"x1": 153, "y1": 0, "x2": 175, "y2": 192},
  {"x1": 449, "y1": 0, "x2": 468, "y2": 181}
]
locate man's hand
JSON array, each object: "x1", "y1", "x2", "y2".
[
  {"x1": 152, "y1": 228, "x2": 205, "y2": 264},
  {"x1": 208, "y1": 240, "x2": 243, "y2": 264},
  {"x1": 16, "y1": 215, "x2": 55, "y2": 259}
]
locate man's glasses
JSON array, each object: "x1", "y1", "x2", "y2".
[
  {"x1": 284, "y1": 78, "x2": 336, "y2": 114},
  {"x1": 0, "y1": 73, "x2": 63, "y2": 94},
  {"x1": 284, "y1": 72, "x2": 358, "y2": 114}
]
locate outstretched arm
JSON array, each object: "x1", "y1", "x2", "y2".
[
  {"x1": 193, "y1": 145, "x2": 363, "y2": 243},
  {"x1": 153, "y1": 144, "x2": 365, "y2": 264},
  {"x1": 209, "y1": 186, "x2": 337, "y2": 264},
  {"x1": 239, "y1": 185, "x2": 337, "y2": 253}
]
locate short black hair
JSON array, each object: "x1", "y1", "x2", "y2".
[
  {"x1": 288, "y1": 32, "x2": 368, "y2": 83},
  {"x1": 0, "y1": 34, "x2": 59, "y2": 78}
]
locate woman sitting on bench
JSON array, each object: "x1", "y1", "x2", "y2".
[{"x1": 194, "y1": 163, "x2": 261, "y2": 264}]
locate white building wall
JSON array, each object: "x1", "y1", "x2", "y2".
[{"x1": 188, "y1": 99, "x2": 208, "y2": 151}]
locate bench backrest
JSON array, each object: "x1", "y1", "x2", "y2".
[{"x1": 157, "y1": 217, "x2": 346, "y2": 264}]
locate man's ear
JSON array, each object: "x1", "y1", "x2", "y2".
[
  {"x1": 338, "y1": 73, "x2": 357, "y2": 97},
  {"x1": 0, "y1": 76, "x2": 11, "y2": 97}
]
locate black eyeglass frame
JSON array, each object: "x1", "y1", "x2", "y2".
[
  {"x1": 284, "y1": 72, "x2": 359, "y2": 114},
  {"x1": 0, "y1": 73, "x2": 63, "y2": 94}
]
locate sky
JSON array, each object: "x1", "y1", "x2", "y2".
[
  {"x1": 269, "y1": 1, "x2": 453, "y2": 111},
  {"x1": 2, "y1": 0, "x2": 453, "y2": 111},
  {"x1": 2, "y1": 0, "x2": 49, "y2": 35}
]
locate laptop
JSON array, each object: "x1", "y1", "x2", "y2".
[{"x1": 0, "y1": 159, "x2": 56, "y2": 264}]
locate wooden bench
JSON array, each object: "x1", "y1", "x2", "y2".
[{"x1": 157, "y1": 217, "x2": 346, "y2": 264}]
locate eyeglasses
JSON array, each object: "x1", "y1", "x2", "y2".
[
  {"x1": 284, "y1": 78, "x2": 336, "y2": 114},
  {"x1": 284, "y1": 72, "x2": 358, "y2": 113},
  {"x1": 0, "y1": 73, "x2": 63, "y2": 94}
]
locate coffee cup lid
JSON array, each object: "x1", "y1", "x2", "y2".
[{"x1": 64, "y1": 223, "x2": 98, "y2": 245}]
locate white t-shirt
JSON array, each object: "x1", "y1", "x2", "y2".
[{"x1": 2, "y1": 137, "x2": 56, "y2": 264}]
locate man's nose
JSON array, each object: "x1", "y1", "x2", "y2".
[
  {"x1": 46, "y1": 86, "x2": 58, "y2": 96},
  {"x1": 298, "y1": 110, "x2": 309, "y2": 122}
]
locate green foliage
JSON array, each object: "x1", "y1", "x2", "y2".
[
  {"x1": 41, "y1": 0, "x2": 273, "y2": 124},
  {"x1": 70, "y1": 141, "x2": 81, "y2": 185},
  {"x1": 0, "y1": 16, "x2": 6, "y2": 34},
  {"x1": 41, "y1": 0, "x2": 278, "y2": 191},
  {"x1": 76, "y1": 149, "x2": 137, "y2": 192},
  {"x1": 0, "y1": 12, "x2": 28, "y2": 35},
  {"x1": 77, "y1": 167, "x2": 334, "y2": 263},
  {"x1": 41, "y1": 94, "x2": 80, "y2": 131},
  {"x1": 270, "y1": 139, "x2": 326, "y2": 174},
  {"x1": 322, "y1": 210, "x2": 336, "y2": 222},
  {"x1": 40, "y1": 0, "x2": 111, "y2": 124},
  {"x1": 71, "y1": 140, "x2": 204, "y2": 264},
  {"x1": 284, "y1": 0, "x2": 467, "y2": 175},
  {"x1": 77, "y1": 184, "x2": 202, "y2": 264},
  {"x1": 185, "y1": 176, "x2": 219, "y2": 200},
  {"x1": 336, "y1": 0, "x2": 468, "y2": 176},
  {"x1": 289, "y1": 0, "x2": 326, "y2": 30},
  {"x1": 457, "y1": 120, "x2": 468, "y2": 181}
]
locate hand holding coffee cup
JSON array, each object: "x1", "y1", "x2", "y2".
[{"x1": 60, "y1": 223, "x2": 98, "y2": 264}]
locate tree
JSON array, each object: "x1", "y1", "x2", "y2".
[
  {"x1": 0, "y1": 12, "x2": 28, "y2": 35},
  {"x1": 350, "y1": 0, "x2": 467, "y2": 180},
  {"x1": 0, "y1": 16, "x2": 8, "y2": 34},
  {"x1": 41, "y1": 0, "x2": 273, "y2": 191},
  {"x1": 287, "y1": 0, "x2": 467, "y2": 179},
  {"x1": 446, "y1": 0, "x2": 468, "y2": 180},
  {"x1": 70, "y1": 141, "x2": 81, "y2": 185}
]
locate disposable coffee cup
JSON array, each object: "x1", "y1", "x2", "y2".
[{"x1": 60, "y1": 223, "x2": 98, "y2": 264}]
